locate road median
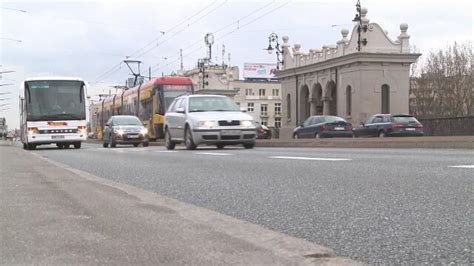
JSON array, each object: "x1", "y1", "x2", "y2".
[{"x1": 87, "y1": 136, "x2": 474, "y2": 149}]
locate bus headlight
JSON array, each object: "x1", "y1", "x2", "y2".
[
  {"x1": 77, "y1": 126, "x2": 87, "y2": 135},
  {"x1": 28, "y1": 127, "x2": 38, "y2": 136},
  {"x1": 140, "y1": 128, "x2": 148, "y2": 135}
]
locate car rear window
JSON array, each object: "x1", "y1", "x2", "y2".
[
  {"x1": 322, "y1": 116, "x2": 347, "y2": 123},
  {"x1": 392, "y1": 116, "x2": 419, "y2": 123}
]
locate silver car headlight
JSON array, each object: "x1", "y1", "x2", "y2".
[
  {"x1": 114, "y1": 129, "x2": 124, "y2": 135},
  {"x1": 198, "y1": 121, "x2": 217, "y2": 128},
  {"x1": 241, "y1": 120, "x2": 253, "y2": 128},
  {"x1": 140, "y1": 128, "x2": 148, "y2": 135}
]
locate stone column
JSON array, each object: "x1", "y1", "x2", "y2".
[
  {"x1": 310, "y1": 101, "x2": 316, "y2": 116},
  {"x1": 322, "y1": 97, "x2": 330, "y2": 115}
]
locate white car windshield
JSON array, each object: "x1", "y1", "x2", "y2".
[{"x1": 188, "y1": 96, "x2": 239, "y2": 112}]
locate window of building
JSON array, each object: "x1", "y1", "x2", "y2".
[
  {"x1": 261, "y1": 104, "x2": 268, "y2": 116},
  {"x1": 381, "y1": 84, "x2": 390, "y2": 114},
  {"x1": 245, "y1": 88, "x2": 253, "y2": 96},
  {"x1": 274, "y1": 103, "x2": 281, "y2": 115},
  {"x1": 259, "y1": 89, "x2": 266, "y2": 96},
  {"x1": 261, "y1": 117, "x2": 268, "y2": 126},
  {"x1": 286, "y1": 94, "x2": 291, "y2": 119},
  {"x1": 275, "y1": 117, "x2": 281, "y2": 128},
  {"x1": 272, "y1": 89, "x2": 279, "y2": 97},
  {"x1": 247, "y1": 102, "x2": 254, "y2": 112},
  {"x1": 346, "y1": 86, "x2": 352, "y2": 116}
]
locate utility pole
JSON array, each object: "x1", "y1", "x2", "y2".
[
  {"x1": 180, "y1": 49, "x2": 184, "y2": 72},
  {"x1": 222, "y1": 44, "x2": 225, "y2": 67}
]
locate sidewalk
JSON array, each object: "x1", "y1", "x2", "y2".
[{"x1": 0, "y1": 142, "x2": 358, "y2": 265}]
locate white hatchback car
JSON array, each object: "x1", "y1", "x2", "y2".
[{"x1": 164, "y1": 95, "x2": 257, "y2": 150}]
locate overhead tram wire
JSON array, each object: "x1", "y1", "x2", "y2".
[
  {"x1": 148, "y1": 0, "x2": 278, "y2": 74},
  {"x1": 133, "y1": 0, "x2": 229, "y2": 60},
  {"x1": 177, "y1": 0, "x2": 276, "y2": 55},
  {"x1": 128, "y1": 0, "x2": 219, "y2": 58},
  {"x1": 151, "y1": 0, "x2": 291, "y2": 75},
  {"x1": 92, "y1": 0, "x2": 221, "y2": 85}
]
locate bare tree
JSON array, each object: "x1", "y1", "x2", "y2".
[{"x1": 410, "y1": 41, "x2": 473, "y2": 118}]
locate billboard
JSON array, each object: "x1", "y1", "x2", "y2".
[{"x1": 243, "y1": 63, "x2": 277, "y2": 79}]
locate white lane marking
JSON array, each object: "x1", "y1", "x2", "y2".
[
  {"x1": 155, "y1": 150, "x2": 178, "y2": 153},
  {"x1": 196, "y1": 152, "x2": 232, "y2": 156},
  {"x1": 448, "y1": 165, "x2": 474, "y2": 169},
  {"x1": 270, "y1": 156, "x2": 352, "y2": 161}
]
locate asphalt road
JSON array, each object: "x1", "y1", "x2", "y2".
[{"x1": 27, "y1": 143, "x2": 473, "y2": 264}]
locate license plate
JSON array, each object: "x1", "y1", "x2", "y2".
[
  {"x1": 52, "y1": 135, "x2": 65, "y2": 139},
  {"x1": 127, "y1": 135, "x2": 139, "y2": 138},
  {"x1": 221, "y1": 130, "x2": 240, "y2": 136},
  {"x1": 405, "y1": 128, "x2": 416, "y2": 131},
  {"x1": 334, "y1": 127, "x2": 344, "y2": 130}
]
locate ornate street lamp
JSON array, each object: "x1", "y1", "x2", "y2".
[{"x1": 264, "y1": 32, "x2": 283, "y2": 70}]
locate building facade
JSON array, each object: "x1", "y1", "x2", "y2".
[
  {"x1": 276, "y1": 7, "x2": 421, "y2": 139},
  {"x1": 233, "y1": 80, "x2": 282, "y2": 128}
]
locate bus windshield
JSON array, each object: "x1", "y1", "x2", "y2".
[
  {"x1": 26, "y1": 80, "x2": 85, "y2": 121},
  {"x1": 163, "y1": 85, "x2": 193, "y2": 112}
]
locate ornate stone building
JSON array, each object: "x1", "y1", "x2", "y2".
[{"x1": 276, "y1": 7, "x2": 421, "y2": 139}]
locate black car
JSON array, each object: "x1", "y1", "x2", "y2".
[
  {"x1": 255, "y1": 122, "x2": 272, "y2": 139},
  {"x1": 103, "y1": 115, "x2": 149, "y2": 147},
  {"x1": 293, "y1": 115, "x2": 353, "y2": 139},
  {"x1": 353, "y1": 114, "x2": 424, "y2": 137}
]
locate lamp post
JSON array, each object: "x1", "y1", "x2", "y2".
[
  {"x1": 264, "y1": 32, "x2": 283, "y2": 70},
  {"x1": 352, "y1": 0, "x2": 367, "y2": 51}
]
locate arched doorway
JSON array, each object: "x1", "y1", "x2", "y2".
[
  {"x1": 381, "y1": 84, "x2": 390, "y2": 113},
  {"x1": 311, "y1": 83, "x2": 323, "y2": 115},
  {"x1": 325, "y1": 81, "x2": 337, "y2": 115},
  {"x1": 299, "y1": 85, "x2": 310, "y2": 122}
]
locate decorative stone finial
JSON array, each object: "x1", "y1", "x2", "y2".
[
  {"x1": 341, "y1": 29, "x2": 349, "y2": 38},
  {"x1": 400, "y1": 23, "x2": 408, "y2": 32},
  {"x1": 360, "y1": 7, "x2": 369, "y2": 24},
  {"x1": 361, "y1": 7, "x2": 368, "y2": 17},
  {"x1": 282, "y1": 36, "x2": 289, "y2": 44},
  {"x1": 398, "y1": 23, "x2": 410, "y2": 39},
  {"x1": 294, "y1": 43, "x2": 301, "y2": 52}
]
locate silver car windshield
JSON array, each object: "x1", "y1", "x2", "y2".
[{"x1": 188, "y1": 97, "x2": 239, "y2": 112}]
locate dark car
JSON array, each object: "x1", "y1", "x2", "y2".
[
  {"x1": 103, "y1": 115, "x2": 149, "y2": 148},
  {"x1": 353, "y1": 114, "x2": 424, "y2": 137},
  {"x1": 255, "y1": 122, "x2": 272, "y2": 139},
  {"x1": 293, "y1": 115, "x2": 353, "y2": 139}
]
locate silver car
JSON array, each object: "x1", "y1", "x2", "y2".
[
  {"x1": 164, "y1": 95, "x2": 257, "y2": 150},
  {"x1": 103, "y1": 115, "x2": 149, "y2": 148}
]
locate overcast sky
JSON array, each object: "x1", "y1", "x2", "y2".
[{"x1": 1, "y1": 0, "x2": 473, "y2": 129}]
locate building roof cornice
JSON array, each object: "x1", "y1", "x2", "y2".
[{"x1": 276, "y1": 52, "x2": 421, "y2": 78}]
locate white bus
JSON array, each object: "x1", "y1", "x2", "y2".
[{"x1": 20, "y1": 77, "x2": 88, "y2": 150}]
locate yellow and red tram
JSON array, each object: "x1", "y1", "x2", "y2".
[{"x1": 91, "y1": 76, "x2": 193, "y2": 140}]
